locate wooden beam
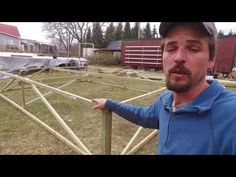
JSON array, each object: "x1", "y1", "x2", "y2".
[
  {"x1": 8, "y1": 81, "x2": 73, "y2": 91},
  {"x1": 218, "y1": 79, "x2": 236, "y2": 88},
  {"x1": 0, "y1": 71, "x2": 92, "y2": 103},
  {"x1": 31, "y1": 84, "x2": 92, "y2": 155},
  {"x1": 26, "y1": 67, "x2": 48, "y2": 78},
  {"x1": 4, "y1": 68, "x2": 48, "y2": 92},
  {"x1": 119, "y1": 88, "x2": 165, "y2": 155},
  {"x1": 51, "y1": 67, "x2": 164, "y2": 84},
  {"x1": 126, "y1": 130, "x2": 158, "y2": 155},
  {"x1": 52, "y1": 67, "x2": 82, "y2": 74},
  {"x1": 32, "y1": 75, "x2": 83, "y2": 83},
  {"x1": 92, "y1": 81, "x2": 149, "y2": 93},
  {"x1": 26, "y1": 79, "x2": 77, "y2": 105},
  {"x1": 121, "y1": 87, "x2": 166, "y2": 103},
  {"x1": 0, "y1": 78, "x2": 16, "y2": 93},
  {"x1": 101, "y1": 109, "x2": 112, "y2": 155},
  {"x1": 19, "y1": 81, "x2": 26, "y2": 108},
  {"x1": 0, "y1": 93, "x2": 87, "y2": 155},
  {"x1": 121, "y1": 127, "x2": 143, "y2": 155}
]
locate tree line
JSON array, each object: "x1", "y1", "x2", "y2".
[
  {"x1": 42, "y1": 22, "x2": 159, "y2": 50},
  {"x1": 218, "y1": 29, "x2": 236, "y2": 37}
]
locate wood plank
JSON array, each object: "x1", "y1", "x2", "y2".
[
  {"x1": 101, "y1": 109, "x2": 112, "y2": 155},
  {"x1": 0, "y1": 93, "x2": 87, "y2": 155},
  {"x1": 31, "y1": 84, "x2": 92, "y2": 155},
  {"x1": 121, "y1": 127, "x2": 143, "y2": 155},
  {"x1": 126, "y1": 130, "x2": 158, "y2": 155},
  {"x1": 0, "y1": 71, "x2": 92, "y2": 103}
]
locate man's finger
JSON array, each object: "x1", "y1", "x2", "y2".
[{"x1": 92, "y1": 104, "x2": 99, "y2": 109}]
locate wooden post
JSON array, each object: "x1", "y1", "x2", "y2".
[
  {"x1": 0, "y1": 78, "x2": 16, "y2": 93},
  {"x1": 101, "y1": 108, "x2": 112, "y2": 155},
  {"x1": 19, "y1": 81, "x2": 26, "y2": 108}
]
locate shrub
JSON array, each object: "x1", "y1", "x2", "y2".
[{"x1": 87, "y1": 52, "x2": 120, "y2": 66}]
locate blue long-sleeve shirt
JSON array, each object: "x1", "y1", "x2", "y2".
[{"x1": 105, "y1": 80, "x2": 236, "y2": 155}]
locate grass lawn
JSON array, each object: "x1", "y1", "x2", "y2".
[
  {"x1": 0, "y1": 67, "x2": 164, "y2": 154},
  {"x1": 1, "y1": 66, "x2": 235, "y2": 155}
]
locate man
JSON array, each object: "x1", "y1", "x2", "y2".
[{"x1": 92, "y1": 23, "x2": 236, "y2": 154}]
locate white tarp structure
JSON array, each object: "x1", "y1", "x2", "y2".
[{"x1": 0, "y1": 52, "x2": 88, "y2": 79}]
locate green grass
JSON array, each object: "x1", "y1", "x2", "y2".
[
  {"x1": 0, "y1": 68, "x2": 163, "y2": 154},
  {"x1": 1, "y1": 67, "x2": 235, "y2": 155}
]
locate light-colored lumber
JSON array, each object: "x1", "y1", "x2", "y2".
[
  {"x1": 121, "y1": 87, "x2": 166, "y2": 103},
  {"x1": 31, "y1": 84, "x2": 91, "y2": 155},
  {"x1": 0, "y1": 71, "x2": 92, "y2": 103},
  {"x1": 4, "y1": 68, "x2": 47, "y2": 92},
  {"x1": 101, "y1": 109, "x2": 112, "y2": 155},
  {"x1": 20, "y1": 81, "x2": 26, "y2": 108},
  {"x1": 0, "y1": 78, "x2": 16, "y2": 93},
  {"x1": 92, "y1": 81, "x2": 148, "y2": 93},
  {"x1": 51, "y1": 67, "x2": 164, "y2": 83},
  {"x1": 218, "y1": 79, "x2": 236, "y2": 88},
  {"x1": 126, "y1": 130, "x2": 158, "y2": 155},
  {"x1": 0, "y1": 93, "x2": 87, "y2": 154},
  {"x1": 121, "y1": 126, "x2": 143, "y2": 155},
  {"x1": 26, "y1": 79, "x2": 77, "y2": 105},
  {"x1": 26, "y1": 67, "x2": 48, "y2": 78}
]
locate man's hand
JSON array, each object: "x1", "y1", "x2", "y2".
[{"x1": 92, "y1": 98, "x2": 107, "y2": 109}]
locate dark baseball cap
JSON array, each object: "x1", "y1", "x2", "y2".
[{"x1": 159, "y1": 22, "x2": 218, "y2": 38}]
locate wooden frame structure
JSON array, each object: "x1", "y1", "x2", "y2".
[{"x1": 0, "y1": 68, "x2": 167, "y2": 155}]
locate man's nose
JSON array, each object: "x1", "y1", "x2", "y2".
[{"x1": 174, "y1": 48, "x2": 186, "y2": 63}]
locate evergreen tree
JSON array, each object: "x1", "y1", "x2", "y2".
[
  {"x1": 143, "y1": 22, "x2": 152, "y2": 38},
  {"x1": 114, "y1": 22, "x2": 123, "y2": 40},
  {"x1": 92, "y1": 22, "x2": 104, "y2": 48},
  {"x1": 152, "y1": 25, "x2": 157, "y2": 38},
  {"x1": 228, "y1": 29, "x2": 234, "y2": 36},
  {"x1": 104, "y1": 22, "x2": 115, "y2": 47},
  {"x1": 218, "y1": 30, "x2": 224, "y2": 37},
  {"x1": 131, "y1": 22, "x2": 139, "y2": 39},
  {"x1": 86, "y1": 27, "x2": 92, "y2": 43},
  {"x1": 123, "y1": 22, "x2": 132, "y2": 39}
]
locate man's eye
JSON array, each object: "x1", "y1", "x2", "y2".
[
  {"x1": 189, "y1": 48, "x2": 200, "y2": 52},
  {"x1": 165, "y1": 48, "x2": 176, "y2": 52}
]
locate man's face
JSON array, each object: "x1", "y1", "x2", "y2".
[{"x1": 162, "y1": 25, "x2": 214, "y2": 93}]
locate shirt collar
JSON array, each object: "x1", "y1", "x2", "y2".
[{"x1": 160, "y1": 80, "x2": 224, "y2": 114}]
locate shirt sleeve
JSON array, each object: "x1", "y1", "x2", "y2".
[{"x1": 105, "y1": 99, "x2": 160, "y2": 129}]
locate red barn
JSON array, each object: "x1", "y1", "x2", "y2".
[
  {"x1": 121, "y1": 37, "x2": 236, "y2": 75},
  {"x1": 215, "y1": 36, "x2": 236, "y2": 74},
  {"x1": 121, "y1": 39, "x2": 162, "y2": 70}
]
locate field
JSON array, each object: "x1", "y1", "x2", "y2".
[
  {"x1": 0, "y1": 66, "x2": 166, "y2": 155},
  {"x1": 1, "y1": 66, "x2": 236, "y2": 155}
]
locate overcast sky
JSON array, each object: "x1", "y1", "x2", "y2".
[{"x1": 1, "y1": 22, "x2": 236, "y2": 43}]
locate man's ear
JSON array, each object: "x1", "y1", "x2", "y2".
[{"x1": 208, "y1": 58, "x2": 215, "y2": 69}]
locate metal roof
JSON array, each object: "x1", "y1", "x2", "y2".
[
  {"x1": 0, "y1": 23, "x2": 20, "y2": 38},
  {"x1": 106, "y1": 40, "x2": 122, "y2": 50}
]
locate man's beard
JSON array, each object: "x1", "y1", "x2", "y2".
[
  {"x1": 166, "y1": 64, "x2": 192, "y2": 93},
  {"x1": 166, "y1": 78, "x2": 192, "y2": 93}
]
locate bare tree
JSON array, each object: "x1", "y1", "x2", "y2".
[
  {"x1": 42, "y1": 22, "x2": 107, "y2": 53},
  {"x1": 61, "y1": 22, "x2": 106, "y2": 43},
  {"x1": 59, "y1": 22, "x2": 91, "y2": 43},
  {"x1": 42, "y1": 22, "x2": 74, "y2": 51}
]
